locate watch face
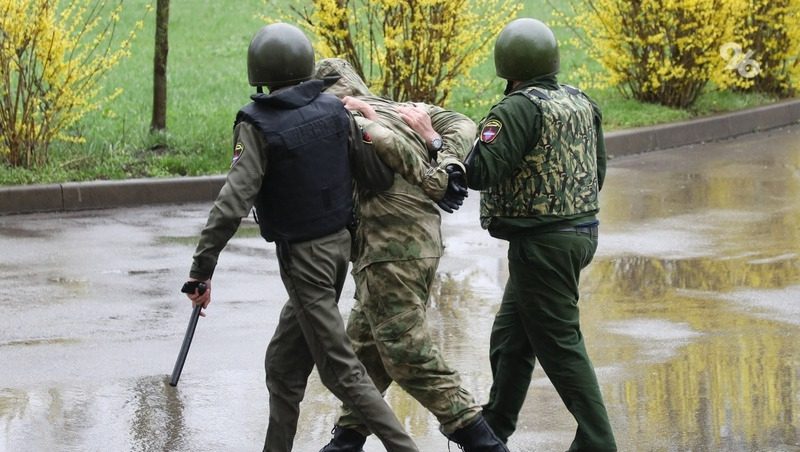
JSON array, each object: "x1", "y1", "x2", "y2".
[{"x1": 431, "y1": 137, "x2": 443, "y2": 150}]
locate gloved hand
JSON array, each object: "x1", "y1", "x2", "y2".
[{"x1": 437, "y1": 164, "x2": 469, "y2": 213}]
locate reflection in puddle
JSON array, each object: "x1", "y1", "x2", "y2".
[
  {"x1": 719, "y1": 285, "x2": 800, "y2": 326},
  {"x1": 129, "y1": 376, "x2": 188, "y2": 452},
  {"x1": 0, "y1": 126, "x2": 798, "y2": 451},
  {"x1": 573, "y1": 127, "x2": 800, "y2": 449}
]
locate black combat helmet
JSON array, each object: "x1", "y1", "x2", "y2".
[
  {"x1": 247, "y1": 23, "x2": 314, "y2": 89},
  {"x1": 494, "y1": 18, "x2": 560, "y2": 81}
]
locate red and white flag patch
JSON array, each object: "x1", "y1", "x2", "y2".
[{"x1": 480, "y1": 119, "x2": 502, "y2": 143}]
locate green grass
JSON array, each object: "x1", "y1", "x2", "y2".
[{"x1": 0, "y1": 0, "x2": 784, "y2": 185}]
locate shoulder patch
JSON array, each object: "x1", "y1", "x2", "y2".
[
  {"x1": 480, "y1": 119, "x2": 502, "y2": 143},
  {"x1": 231, "y1": 142, "x2": 244, "y2": 167},
  {"x1": 360, "y1": 126, "x2": 372, "y2": 144}
]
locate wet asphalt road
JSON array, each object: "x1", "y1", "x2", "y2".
[{"x1": 1, "y1": 124, "x2": 799, "y2": 452}]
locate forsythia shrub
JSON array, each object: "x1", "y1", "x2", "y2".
[
  {"x1": 713, "y1": 0, "x2": 800, "y2": 96},
  {"x1": 272, "y1": 0, "x2": 522, "y2": 105},
  {"x1": 0, "y1": 0, "x2": 143, "y2": 168},
  {"x1": 558, "y1": 0, "x2": 736, "y2": 108}
]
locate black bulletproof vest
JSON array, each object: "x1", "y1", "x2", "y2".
[{"x1": 236, "y1": 84, "x2": 353, "y2": 243}]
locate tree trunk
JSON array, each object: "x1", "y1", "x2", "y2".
[{"x1": 150, "y1": 0, "x2": 170, "y2": 132}]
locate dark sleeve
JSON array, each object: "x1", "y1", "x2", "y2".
[
  {"x1": 464, "y1": 95, "x2": 540, "y2": 190},
  {"x1": 190, "y1": 122, "x2": 267, "y2": 279},
  {"x1": 346, "y1": 112, "x2": 394, "y2": 193}
]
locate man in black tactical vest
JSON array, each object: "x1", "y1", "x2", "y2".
[
  {"x1": 183, "y1": 23, "x2": 418, "y2": 452},
  {"x1": 464, "y1": 18, "x2": 618, "y2": 451}
]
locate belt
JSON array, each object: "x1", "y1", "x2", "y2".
[{"x1": 557, "y1": 224, "x2": 598, "y2": 237}]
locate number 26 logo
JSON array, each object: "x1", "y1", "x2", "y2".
[{"x1": 720, "y1": 42, "x2": 761, "y2": 79}]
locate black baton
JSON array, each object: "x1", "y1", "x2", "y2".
[{"x1": 169, "y1": 281, "x2": 207, "y2": 387}]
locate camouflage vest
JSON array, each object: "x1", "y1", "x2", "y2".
[{"x1": 480, "y1": 85, "x2": 599, "y2": 228}]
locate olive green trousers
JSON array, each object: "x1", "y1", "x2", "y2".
[
  {"x1": 263, "y1": 228, "x2": 417, "y2": 452},
  {"x1": 483, "y1": 229, "x2": 617, "y2": 451}
]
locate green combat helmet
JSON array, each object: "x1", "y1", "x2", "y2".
[
  {"x1": 247, "y1": 23, "x2": 314, "y2": 90},
  {"x1": 494, "y1": 18, "x2": 560, "y2": 81}
]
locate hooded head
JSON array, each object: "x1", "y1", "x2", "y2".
[{"x1": 314, "y1": 58, "x2": 373, "y2": 98}]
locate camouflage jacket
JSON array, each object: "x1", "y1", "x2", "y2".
[
  {"x1": 351, "y1": 96, "x2": 476, "y2": 272},
  {"x1": 465, "y1": 76, "x2": 606, "y2": 240}
]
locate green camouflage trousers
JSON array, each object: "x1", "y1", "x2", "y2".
[{"x1": 337, "y1": 257, "x2": 481, "y2": 434}]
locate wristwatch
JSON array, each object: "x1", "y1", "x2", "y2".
[{"x1": 428, "y1": 134, "x2": 443, "y2": 153}]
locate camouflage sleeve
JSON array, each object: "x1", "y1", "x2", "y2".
[
  {"x1": 354, "y1": 115, "x2": 448, "y2": 200},
  {"x1": 346, "y1": 112, "x2": 394, "y2": 193},
  {"x1": 464, "y1": 95, "x2": 539, "y2": 190},
  {"x1": 423, "y1": 104, "x2": 477, "y2": 172},
  {"x1": 190, "y1": 121, "x2": 267, "y2": 279}
]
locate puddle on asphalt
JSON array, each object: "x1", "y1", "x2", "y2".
[
  {"x1": 0, "y1": 337, "x2": 81, "y2": 347},
  {"x1": 0, "y1": 226, "x2": 49, "y2": 238},
  {"x1": 719, "y1": 285, "x2": 800, "y2": 326},
  {"x1": 0, "y1": 126, "x2": 798, "y2": 451}
]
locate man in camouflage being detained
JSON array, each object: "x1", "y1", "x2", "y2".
[{"x1": 315, "y1": 58, "x2": 508, "y2": 452}]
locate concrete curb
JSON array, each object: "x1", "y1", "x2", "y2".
[
  {"x1": 0, "y1": 176, "x2": 226, "y2": 215},
  {"x1": 1, "y1": 99, "x2": 799, "y2": 215},
  {"x1": 604, "y1": 98, "x2": 800, "y2": 157}
]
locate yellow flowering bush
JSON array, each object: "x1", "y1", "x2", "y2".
[
  {"x1": 272, "y1": 0, "x2": 522, "y2": 105},
  {"x1": 713, "y1": 0, "x2": 800, "y2": 96},
  {"x1": 0, "y1": 0, "x2": 143, "y2": 168},
  {"x1": 557, "y1": 0, "x2": 800, "y2": 105},
  {"x1": 557, "y1": 0, "x2": 736, "y2": 108}
]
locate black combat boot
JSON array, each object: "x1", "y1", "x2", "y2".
[
  {"x1": 319, "y1": 426, "x2": 367, "y2": 452},
  {"x1": 442, "y1": 415, "x2": 510, "y2": 452}
]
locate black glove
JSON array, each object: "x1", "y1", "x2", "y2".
[
  {"x1": 436, "y1": 164, "x2": 468, "y2": 214},
  {"x1": 181, "y1": 281, "x2": 207, "y2": 295}
]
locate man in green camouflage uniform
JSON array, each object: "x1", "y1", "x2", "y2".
[
  {"x1": 464, "y1": 19, "x2": 617, "y2": 451},
  {"x1": 314, "y1": 58, "x2": 509, "y2": 452},
  {"x1": 183, "y1": 26, "x2": 418, "y2": 452}
]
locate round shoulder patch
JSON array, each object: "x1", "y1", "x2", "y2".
[
  {"x1": 231, "y1": 142, "x2": 244, "y2": 167},
  {"x1": 480, "y1": 119, "x2": 502, "y2": 143},
  {"x1": 360, "y1": 126, "x2": 373, "y2": 144}
]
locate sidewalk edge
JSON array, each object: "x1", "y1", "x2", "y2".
[{"x1": 2, "y1": 99, "x2": 799, "y2": 215}]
